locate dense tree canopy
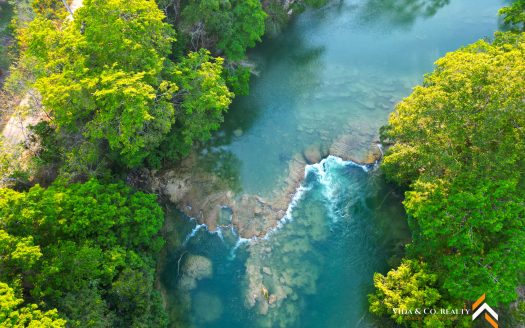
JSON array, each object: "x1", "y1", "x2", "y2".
[
  {"x1": 0, "y1": 179, "x2": 167, "y2": 327},
  {"x1": 16, "y1": 0, "x2": 235, "y2": 170},
  {"x1": 20, "y1": 0, "x2": 177, "y2": 167},
  {"x1": 376, "y1": 30, "x2": 525, "y2": 313},
  {"x1": 148, "y1": 48, "x2": 232, "y2": 166},
  {"x1": 181, "y1": 0, "x2": 266, "y2": 60},
  {"x1": 1, "y1": 282, "x2": 66, "y2": 328},
  {"x1": 369, "y1": 259, "x2": 457, "y2": 327},
  {"x1": 499, "y1": 0, "x2": 525, "y2": 32}
]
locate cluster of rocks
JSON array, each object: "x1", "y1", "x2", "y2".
[
  {"x1": 178, "y1": 254, "x2": 213, "y2": 291},
  {"x1": 145, "y1": 149, "x2": 309, "y2": 238},
  {"x1": 329, "y1": 134, "x2": 382, "y2": 164},
  {"x1": 167, "y1": 254, "x2": 224, "y2": 324},
  {"x1": 145, "y1": 133, "x2": 382, "y2": 240},
  {"x1": 242, "y1": 200, "x2": 328, "y2": 327}
]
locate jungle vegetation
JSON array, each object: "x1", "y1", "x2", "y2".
[
  {"x1": 370, "y1": 2, "x2": 525, "y2": 327},
  {"x1": 0, "y1": 0, "x2": 321, "y2": 326}
]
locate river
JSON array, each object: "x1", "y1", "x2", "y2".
[{"x1": 159, "y1": 1, "x2": 503, "y2": 327}]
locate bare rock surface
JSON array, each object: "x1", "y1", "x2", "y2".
[{"x1": 146, "y1": 131, "x2": 381, "y2": 240}]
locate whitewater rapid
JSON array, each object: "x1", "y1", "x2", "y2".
[{"x1": 180, "y1": 155, "x2": 375, "y2": 256}]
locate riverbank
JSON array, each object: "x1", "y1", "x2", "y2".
[
  {"x1": 154, "y1": 1, "x2": 503, "y2": 326},
  {"x1": 144, "y1": 139, "x2": 382, "y2": 239}
]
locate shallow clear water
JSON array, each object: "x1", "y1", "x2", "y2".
[
  {"x1": 163, "y1": 158, "x2": 409, "y2": 327},
  {"x1": 161, "y1": 0, "x2": 503, "y2": 327}
]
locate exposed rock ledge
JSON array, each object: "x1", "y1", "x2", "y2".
[{"x1": 141, "y1": 136, "x2": 382, "y2": 239}]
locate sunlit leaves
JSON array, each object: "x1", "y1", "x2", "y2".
[
  {"x1": 499, "y1": 0, "x2": 525, "y2": 32},
  {"x1": 369, "y1": 260, "x2": 443, "y2": 327},
  {"x1": 380, "y1": 31, "x2": 525, "y2": 306},
  {"x1": 0, "y1": 179, "x2": 166, "y2": 326},
  {"x1": 151, "y1": 49, "x2": 233, "y2": 163},
  {"x1": 0, "y1": 282, "x2": 66, "y2": 327},
  {"x1": 181, "y1": 0, "x2": 266, "y2": 60},
  {"x1": 21, "y1": 0, "x2": 178, "y2": 167}
]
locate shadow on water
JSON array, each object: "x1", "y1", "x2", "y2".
[
  {"x1": 210, "y1": 19, "x2": 327, "y2": 194},
  {"x1": 221, "y1": 24, "x2": 326, "y2": 142},
  {"x1": 196, "y1": 148, "x2": 243, "y2": 194},
  {"x1": 358, "y1": 0, "x2": 451, "y2": 28}
]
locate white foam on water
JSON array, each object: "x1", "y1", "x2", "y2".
[
  {"x1": 182, "y1": 223, "x2": 207, "y2": 246},
  {"x1": 212, "y1": 226, "x2": 226, "y2": 243},
  {"x1": 181, "y1": 214, "x2": 252, "y2": 258},
  {"x1": 228, "y1": 237, "x2": 251, "y2": 260},
  {"x1": 261, "y1": 183, "x2": 312, "y2": 241},
  {"x1": 258, "y1": 155, "x2": 372, "y2": 240},
  {"x1": 306, "y1": 155, "x2": 371, "y2": 222},
  {"x1": 179, "y1": 156, "x2": 374, "y2": 256}
]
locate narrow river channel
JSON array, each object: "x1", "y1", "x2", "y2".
[{"x1": 160, "y1": 1, "x2": 503, "y2": 327}]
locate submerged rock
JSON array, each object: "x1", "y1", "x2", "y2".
[
  {"x1": 233, "y1": 128, "x2": 244, "y2": 137},
  {"x1": 302, "y1": 143, "x2": 322, "y2": 164},
  {"x1": 178, "y1": 255, "x2": 212, "y2": 291},
  {"x1": 329, "y1": 132, "x2": 380, "y2": 164}
]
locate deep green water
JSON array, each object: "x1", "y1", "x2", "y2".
[{"x1": 161, "y1": 1, "x2": 502, "y2": 327}]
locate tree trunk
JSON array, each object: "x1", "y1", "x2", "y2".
[{"x1": 61, "y1": 0, "x2": 75, "y2": 19}]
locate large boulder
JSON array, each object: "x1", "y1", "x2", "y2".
[{"x1": 302, "y1": 144, "x2": 322, "y2": 164}]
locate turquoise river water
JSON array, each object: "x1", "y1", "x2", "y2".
[{"x1": 160, "y1": 1, "x2": 503, "y2": 327}]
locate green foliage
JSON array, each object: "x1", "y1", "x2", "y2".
[
  {"x1": 173, "y1": 50, "x2": 233, "y2": 152},
  {"x1": 20, "y1": 0, "x2": 177, "y2": 167},
  {"x1": 29, "y1": 122, "x2": 61, "y2": 168},
  {"x1": 262, "y1": 0, "x2": 289, "y2": 35},
  {"x1": 7, "y1": 0, "x2": 35, "y2": 29},
  {"x1": 218, "y1": 0, "x2": 266, "y2": 60},
  {"x1": 150, "y1": 49, "x2": 233, "y2": 164},
  {"x1": 224, "y1": 65, "x2": 251, "y2": 96},
  {"x1": 181, "y1": 0, "x2": 266, "y2": 60},
  {"x1": 404, "y1": 177, "x2": 525, "y2": 304},
  {"x1": 509, "y1": 299, "x2": 525, "y2": 326},
  {"x1": 13, "y1": 0, "x2": 237, "y2": 174},
  {"x1": 0, "y1": 229, "x2": 42, "y2": 279},
  {"x1": 499, "y1": 0, "x2": 525, "y2": 32},
  {"x1": 31, "y1": 0, "x2": 68, "y2": 20},
  {"x1": 58, "y1": 288, "x2": 114, "y2": 328},
  {"x1": 108, "y1": 268, "x2": 168, "y2": 327},
  {"x1": 369, "y1": 259, "x2": 446, "y2": 327},
  {"x1": 0, "y1": 179, "x2": 167, "y2": 327},
  {"x1": 0, "y1": 282, "x2": 66, "y2": 327},
  {"x1": 378, "y1": 30, "x2": 525, "y2": 312},
  {"x1": 303, "y1": 0, "x2": 328, "y2": 8},
  {"x1": 0, "y1": 137, "x2": 28, "y2": 187}
]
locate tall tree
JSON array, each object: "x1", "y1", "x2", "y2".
[
  {"x1": 181, "y1": 0, "x2": 266, "y2": 60},
  {"x1": 368, "y1": 260, "x2": 457, "y2": 328},
  {"x1": 499, "y1": 0, "x2": 525, "y2": 32},
  {"x1": 19, "y1": 0, "x2": 234, "y2": 170},
  {"x1": 379, "y1": 31, "x2": 525, "y2": 305},
  {"x1": 20, "y1": 0, "x2": 177, "y2": 167},
  {"x1": 0, "y1": 179, "x2": 167, "y2": 327},
  {"x1": 150, "y1": 49, "x2": 232, "y2": 165}
]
